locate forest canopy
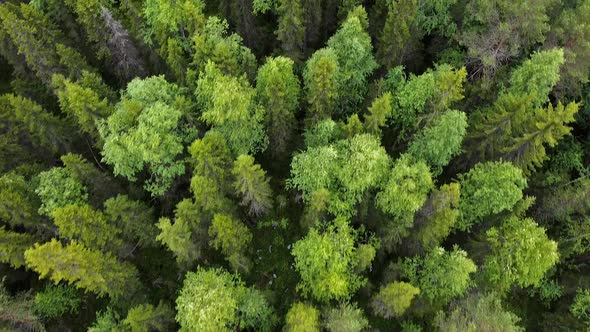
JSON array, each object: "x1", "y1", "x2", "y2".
[{"x1": 1, "y1": 0, "x2": 590, "y2": 331}]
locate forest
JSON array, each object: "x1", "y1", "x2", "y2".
[{"x1": 1, "y1": 0, "x2": 590, "y2": 331}]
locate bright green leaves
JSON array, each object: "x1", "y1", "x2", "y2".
[
  {"x1": 289, "y1": 134, "x2": 390, "y2": 217},
  {"x1": 371, "y1": 281, "x2": 420, "y2": 318},
  {"x1": 324, "y1": 303, "x2": 369, "y2": 332},
  {"x1": 100, "y1": 76, "x2": 194, "y2": 196},
  {"x1": 190, "y1": 17, "x2": 257, "y2": 80},
  {"x1": 375, "y1": 155, "x2": 433, "y2": 241},
  {"x1": 176, "y1": 268, "x2": 273, "y2": 332},
  {"x1": 33, "y1": 285, "x2": 80, "y2": 320},
  {"x1": 483, "y1": 216, "x2": 558, "y2": 291},
  {"x1": 402, "y1": 246, "x2": 476, "y2": 305},
  {"x1": 291, "y1": 218, "x2": 373, "y2": 302},
  {"x1": 571, "y1": 289, "x2": 590, "y2": 323},
  {"x1": 458, "y1": 161, "x2": 527, "y2": 231},
  {"x1": 196, "y1": 62, "x2": 267, "y2": 156},
  {"x1": 285, "y1": 302, "x2": 320, "y2": 332},
  {"x1": 121, "y1": 302, "x2": 175, "y2": 332},
  {"x1": 408, "y1": 110, "x2": 467, "y2": 173},
  {"x1": 507, "y1": 49, "x2": 564, "y2": 106},
  {"x1": 209, "y1": 213, "x2": 253, "y2": 272},
  {"x1": 364, "y1": 92, "x2": 393, "y2": 135},
  {"x1": 35, "y1": 167, "x2": 88, "y2": 216},
  {"x1": 52, "y1": 73, "x2": 113, "y2": 141},
  {"x1": 303, "y1": 48, "x2": 340, "y2": 121},
  {"x1": 256, "y1": 56, "x2": 300, "y2": 155},
  {"x1": 24, "y1": 239, "x2": 140, "y2": 298},
  {"x1": 232, "y1": 155, "x2": 273, "y2": 216},
  {"x1": 327, "y1": 7, "x2": 377, "y2": 114}
]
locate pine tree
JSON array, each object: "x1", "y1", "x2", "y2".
[
  {"x1": 209, "y1": 213, "x2": 253, "y2": 272},
  {"x1": 232, "y1": 155, "x2": 273, "y2": 216},
  {"x1": 303, "y1": 48, "x2": 340, "y2": 122},
  {"x1": 24, "y1": 239, "x2": 140, "y2": 298},
  {"x1": 378, "y1": 0, "x2": 420, "y2": 69},
  {"x1": 256, "y1": 56, "x2": 300, "y2": 155}
]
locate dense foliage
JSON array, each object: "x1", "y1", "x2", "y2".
[{"x1": 1, "y1": 0, "x2": 590, "y2": 331}]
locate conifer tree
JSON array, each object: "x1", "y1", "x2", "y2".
[
  {"x1": 303, "y1": 48, "x2": 340, "y2": 122},
  {"x1": 0, "y1": 227, "x2": 36, "y2": 268},
  {"x1": 276, "y1": 0, "x2": 305, "y2": 62},
  {"x1": 232, "y1": 155, "x2": 273, "y2": 216}
]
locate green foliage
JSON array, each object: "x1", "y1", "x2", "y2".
[
  {"x1": 232, "y1": 155, "x2": 273, "y2": 216},
  {"x1": 33, "y1": 285, "x2": 80, "y2": 319},
  {"x1": 327, "y1": 6, "x2": 377, "y2": 114},
  {"x1": 571, "y1": 288, "x2": 590, "y2": 323},
  {"x1": 364, "y1": 92, "x2": 393, "y2": 135},
  {"x1": 122, "y1": 302, "x2": 174, "y2": 332},
  {"x1": 289, "y1": 134, "x2": 390, "y2": 217},
  {"x1": 284, "y1": 302, "x2": 320, "y2": 332},
  {"x1": 196, "y1": 62, "x2": 267, "y2": 156},
  {"x1": 0, "y1": 172, "x2": 41, "y2": 228},
  {"x1": 408, "y1": 110, "x2": 467, "y2": 173},
  {"x1": 0, "y1": 227, "x2": 36, "y2": 268},
  {"x1": 256, "y1": 56, "x2": 300, "y2": 155},
  {"x1": 303, "y1": 48, "x2": 340, "y2": 121},
  {"x1": 209, "y1": 213, "x2": 253, "y2": 272},
  {"x1": 190, "y1": 17, "x2": 256, "y2": 80},
  {"x1": 507, "y1": 49, "x2": 565, "y2": 106},
  {"x1": 303, "y1": 119, "x2": 340, "y2": 148},
  {"x1": 100, "y1": 76, "x2": 193, "y2": 196},
  {"x1": 378, "y1": 0, "x2": 419, "y2": 68},
  {"x1": 103, "y1": 195, "x2": 158, "y2": 248},
  {"x1": 88, "y1": 308, "x2": 120, "y2": 332},
  {"x1": 291, "y1": 218, "x2": 370, "y2": 302},
  {"x1": 458, "y1": 161, "x2": 526, "y2": 231},
  {"x1": 176, "y1": 267, "x2": 273, "y2": 332},
  {"x1": 483, "y1": 216, "x2": 558, "y2": 291},
  {"x1": 375, "y1": 155, "x2": 433, "y2": 237},
  {"x1": 435, "y1": 293, "x2": 524, "y2": 332},
  {"x1": 371, "y1": 281, "x2": 420, "y2": 318},
  {"x1": 35, "y1": 167, "x2": 88, "y2": 216},
  {"x1": 52, "y1": 73, "x2": 113, "y2": 141},
  {"x1": 276, "y1": 0, "x2": 305, "y2": 62},
  {"x1": 411, "y1": 183, "x2": 460, "y2": 252},
  {"x1": 24, "y1": 239, "x2": 139, "y2": 298},
  {"x1": 402, "y1": 246, "x2": 476, "y2": 305},
  {"x1": 52, "y1": 204, "x2": 122, "y2": 252},
  {"x1": 323, "y1": 303, "x2": 369, "y2": 332}
]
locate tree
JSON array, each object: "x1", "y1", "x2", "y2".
[
  {"x1": 122, "y1": 302, "x2": 174, "y2": 332},
  {"x1": 0, "y1": 227, "x2": 36, "y2": 268},
  {"x1": 457, "y1": 161, "x2": 527, "y2": 231},
  {"x1": 232, "y1": 155, "x2": 273, "y2": 216},
  {"x1": 196, "y1": 62, "x2": 267, "y2": 156},
  {"x1": 0, "y1": 172, "x2": 42, "y2": 228},
  {"x1": 208, "y1": 213, "x2": 253, "y2": 272},
  {"x1": 364, "y1": 92, "x2": 393, "y2": 135},
  {"x1": 285, "y1": 302, "x2": 320, "y2": 332},
  {"x1": 276, "y1": 0, "x2": 305, "y2": 62},
  {"x1": 189, "y1": 16, "x2": 257, "y2": 80},
  {"x1": 51, "y1": 73, "x2": 114, "y2": 141},
  {"x1": 35, "y1": 167, "x2": 88, "y2": 216},
  {"x1": 435, "y1": 292, "x2": 524, "y2": 332},
  {"x1": 52, "y1": 204, "x2": 123, "y2": 253},
  {"x1": 327, "y1": 6, "x2": 377, "y2": 114},
  {"x1": 103, "y1": 195, "x2": 158, "y2": 248},
  {"x1": 378, "y1": 0, "x2": 420, "y2": 69},
  {"x1": 323, "y1": 303, "x2": 369, "y2": 332},
  {"x1": 303, "y1": 48, "x2": 340, "y2": 122},
  {"x1": 571, "y1": 289, "x2": 590, "y2": 324},
  {"x1": 375, "y1": 155, "x2": 433, "y2": 244},
  {"x1": 176, "y1": 267, "x2": 273, "y2": 331},
  {"x1": 408, "y1": 110, "x2": 468, "y2": 173},
  {"x1": 291, "y1": 218, "x2": 373, "y2": 302},
  {"x1": 33, "y1": 285, "x2": 80, "y2": 320},
  {"x1": 402, "y1": 246, "x2": 477, "y2": 305},
  {"x1": 371, "y1": 281, "x2": 421, "y2": 318},
  {"x1": 156, "y1": 199, "x2": 207, "y2": 266},
  {"x1": 411, "y1": 183, "x2": 460, "y2": 252},
  {"x1": 99, "y1": 76, "x2": 194, "y2": 196},
  {"x1": 256, "y1": 56, "x2": 300, "y2": 155},
  {"x1": 483, "y1": 216, "x2": 558, "y2": 291},
  {"x1": 24, "y1": 239, "x2": 140, "y2": 298},
  {"x1": 142, "y1": 0, "x2": 206, "y2": 81}
]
